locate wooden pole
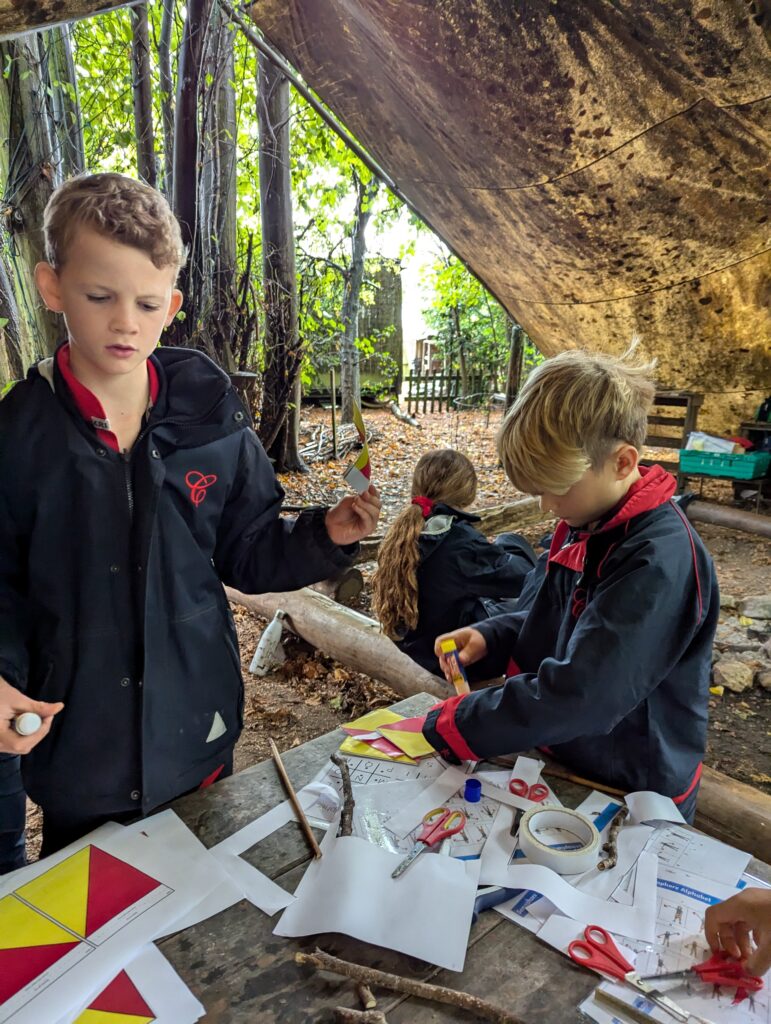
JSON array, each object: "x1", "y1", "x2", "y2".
[
  {"x1": 330, "y1": 368, "x2": 338, "y2": 459},
  {"x1": 688, "y1": 500, "x2": 771, "y2": 539},
  {"x1": 269, "y1": 737, "x2": 323, "y2": 858}
]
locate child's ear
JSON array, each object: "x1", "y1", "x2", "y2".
[
  {"x1": 34, "y1": 262, "x2": 63, "y2": 312},
  {"x1": 615, "y1": 443, "x2": 639, "y2": 480},
  {"x1": 165, "y1": 288, "x2": 184, "y2": 326}
]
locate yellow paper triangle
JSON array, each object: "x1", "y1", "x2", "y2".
[
  {"x1": 16, "y1": 847, "x2": 90, "y2": 937},
  {"x1": 343, "y1": 709, "x2": 403, "y2": 732},
  {"x1": 378, "y1": 726, "x2": 435, "y2": 760},
  {"x1": 75, "y1": 1012, "x2": 155, "y2": 1024},
  {"x1": 0, "y1": 894, "x2": 79, "y2": 949}
]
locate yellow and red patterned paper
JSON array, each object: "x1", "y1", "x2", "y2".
[{"x1": 343, "y1": 401, "x2": 372, "y2": 494}]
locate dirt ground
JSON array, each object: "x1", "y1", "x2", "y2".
[{"x1": 24, "y1": 408, "x2": 771, "y2": 858}]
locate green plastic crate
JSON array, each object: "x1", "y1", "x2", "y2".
[{"x1": 679, "y1": 449, "x2": 771, "y2": 479}]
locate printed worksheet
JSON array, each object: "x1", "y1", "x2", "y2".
[
  {"x1": 584, "y1": 872, "x2": 771, "y2": 1024},
  {"x1": 643, "y1": 825, "x2": 751, "y2": 887}
]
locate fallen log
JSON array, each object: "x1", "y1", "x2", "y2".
[
  {"x1": 694, "y1": 766, "x2": 770, "y2": 862},
  {"x1": 227, "y1": 586, "x2": 448, "y2": 699},
  {"x1": 353, "y1": 496, "x2": 549, "y2": 564},
  {"x1": 687, "y1": 500, "x2": 771, "y2": 540},
  {"x1": 309, "y1": 567, "x2": 364, "y2": 606},
  {"x1": 387, "y1": 401, "x2": 420, "y2": 428}
]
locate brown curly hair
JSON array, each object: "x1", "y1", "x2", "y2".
[
  {"x1": 43, "y1": 172, "x2": 186, "y2": 272},
  {"x1": 373, "y1": 449, "x2": 477, "y2": 639}
]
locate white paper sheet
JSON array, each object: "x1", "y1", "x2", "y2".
[
  {"x1": 384, "y1": 765, "x2": 469, "y2": 837},
  {"x1": 625, "y1": 791, "x2": 686, "y2": 826},
  {"x1": 537, "y1": 914, "x2": 639, "y2": 968},
  {"x1": 478, "y1": 803, "x2": 658, "y2": 941},
  {"x1": 58, "y1": 944, "x2": 204, "y2": 1024},
  {"x1": 274, "y1": 821, "x2": 481, "y2": 972},
  {"x1": 119, "y1": 810, "x2": 242, "y2": 937},
  {"x1": 209, "y1": 790, "x2": 319, "y2": 914},
  {"x1": 473, "y1": 768, "x2": 563, "y2": 811},
  {"x1": 0, "y1": 820, "x2": 218, "y2": 1024}
]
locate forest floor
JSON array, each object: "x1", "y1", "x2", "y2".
[{"x1": 24, "y1": 407, "x2": 771, "y2": 858}]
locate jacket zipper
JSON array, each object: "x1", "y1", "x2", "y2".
[{"x1": 122, "y1": 451, "x2": 134, "y2": 520}]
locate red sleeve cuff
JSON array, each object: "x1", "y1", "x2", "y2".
[{"x1": 434, "y1": 694, "x2": 480, "y2": 762}]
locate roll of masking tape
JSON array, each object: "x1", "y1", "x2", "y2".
[{"x1": 518, "y1": 806, "x2": 600, "y2": 875}]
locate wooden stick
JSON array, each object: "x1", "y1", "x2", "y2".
[
  {"x1": 357, "y1": 983, "x2": 377, "y2": 1009},
  {"x1": 593, "y1": 987, "x2": 657, "y2": 1024},
  {"x1": 296, "y1": 948, "x2": 528, "y2": 1024},
  {"x1": 598, "y1": 806, "x2": 629, "y2": 870},
  {"x1": 331, "y1": 753, "x2": 355, "y2": 837},
  {"x1": 334, "y1": 1009, "x2": 387, "y2": 1023},
  {"x1": 541, "y1": 765, "x2": 626, "y2": 798},
  {"x1": 268, "y1": 737, "x2": 322, "y2": 859}
]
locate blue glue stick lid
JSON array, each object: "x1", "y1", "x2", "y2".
[{"x1": 464, "y1": 778, "x2": 482, "y2": 803}]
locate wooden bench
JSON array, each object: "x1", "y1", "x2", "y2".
[{"x1": 640, "y1": 390, "x2": 704, "y2": 489}]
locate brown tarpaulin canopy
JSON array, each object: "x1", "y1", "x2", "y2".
[
  {"x1": 1, "y1": 0, "x2": 768, "y2": 427},
  {"x1": 249, "y1": 0, "x2": 770, "y2": 428}
]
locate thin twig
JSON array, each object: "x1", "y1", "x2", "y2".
[
  {"x1": 334, "y1": 1009, "x2": 388, "y2": 1023},
  {"x1": 296, "y1": 948, "x2": 527, "y2": 1024},
  {"x1": 357, "y1": 983, "x2": 377, "y2": 1009},
  {"x1": 331, "y1": 753, "x2": 355, "y2": 837},
  {"x1": 269, "y1": 738, "x2": 322, "y2": 859},
  {"x1": 597, "y1": 806, "x2": 629, "y2": 870}
]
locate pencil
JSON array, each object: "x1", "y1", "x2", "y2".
[{"x1": 268, "y1": 737, "x2": 323, "y2": 859}]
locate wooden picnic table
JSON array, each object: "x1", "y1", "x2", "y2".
[{"x1": 160, "y1": 693, "x2": 771, "y2": 1023}]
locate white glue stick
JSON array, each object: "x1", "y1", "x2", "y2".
[{"x1": 13, "y1": 712, "x2": 42, "y2": 736}]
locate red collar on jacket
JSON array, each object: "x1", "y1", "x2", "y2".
[
  {"x1": 547, "y1": 464, "x2": 677, "y2": 573},
  {"x1": 56, "y1": 342, "x2": 159, "y2": 453}
]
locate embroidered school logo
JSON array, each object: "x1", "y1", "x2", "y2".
[{"x1": 185, "y1": 470, "x2": 218, "y2": 506}]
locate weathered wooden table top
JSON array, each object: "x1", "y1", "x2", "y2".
[{"x1": 160, "y1": 693, "x2": 770, "y2": 1023}]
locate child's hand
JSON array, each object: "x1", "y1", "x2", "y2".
[
  {"x1": 325, "y1": 485, "x2": 381, "y2": 546},
  {"x1": 0, "y1": 677, "x2": 64, "y2": 754},
  {"x1": 705, "y1": 888, "x2": 771, "y2": 976},
  {"x1": 434, "y1": 628, "x2": 488, "y2": 683}
]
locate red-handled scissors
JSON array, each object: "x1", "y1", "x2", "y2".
[
  {"x1": 509, "y1": 778, "x2": 549, "y2": 801},
  {"x1": 391, "y1": 807, "x2": 467, "y2": 879},
  {"x1": 568, "y1": 925, "x2": 691, "y2": 1022},
  {"x1": 641, "y1": 950, "x2": 764, "y2": 1003}
]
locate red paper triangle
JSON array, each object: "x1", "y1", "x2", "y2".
[
  {"x1": 89, "y1": 969, "x2": 155, "y2": 1016},
  {"x1": 85, "y1": 847, "x2": 162, "y2": 936},
  {"x1": 0, "y1": 941, "x2": 79, "y2": 1003}
]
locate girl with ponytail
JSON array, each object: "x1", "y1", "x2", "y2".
[{"x1": 372, "y1": 449, "x2": 536, "y2": 676}]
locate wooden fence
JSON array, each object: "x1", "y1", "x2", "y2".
[{"x1": 405, "y1": 370, "x2": 494, "y2": 414}]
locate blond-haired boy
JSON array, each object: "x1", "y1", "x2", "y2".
[
  {"x1": 427, "y1": 349, "x2": 718, "y2": 821},
  {"x1": 0, "y1": 173, "x2": 380, "y2": 863}
]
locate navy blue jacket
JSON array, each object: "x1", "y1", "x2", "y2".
[
  {"x1": 0, "y1": 346, "x2": 355, "y2": 825},
  {"x1": 423, "y1": 467, "x2": 718, "y2": 801},
  {"x1": 396, "y1": 505, "x2": 536, "y2": 675}
]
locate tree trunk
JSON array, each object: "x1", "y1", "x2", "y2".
[
  {"x1": 227, "y1": 586, "x2": 448, "y2": 700},
  {"x1": 131, "y1": 4, "x2": 157, "y2": 186},
  {"x1": 0, "y1": 34, "x2": 61, "y2": 358},
  {"x1": 340, "y1": 170, "x2": 378, "y2": 424},
  {"x1": 453, "y1": 304, "x2": 468, "y2": 399},
  {"x1": 257, "y1": 52, "x2": 305, "y2": 471},
  {"x1": 505, "y1": 321, "x2": 525, "y2": 410},
  {"x1": 158, "y1": 0, "x2": 175, "y2": 199},
  {"x1": 45, "y1": 25, "x2": 85, "y2": 179},
  {"x1": 200, "y1": 4, "x2": 237, "y2": 366},
  {"x1": 172, "y1": 0, "x2": 212, "y2": 318}
]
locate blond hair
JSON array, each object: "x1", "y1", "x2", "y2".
[
  {"x1": 373, "y1": 450, "x2": 477, "y2": 639},
  {"x1": 498, "y1": 347, "x2": 656, "y2": 495},
  {"x1": 43, "y1": 172, "x2": 186, "y2": 272}
]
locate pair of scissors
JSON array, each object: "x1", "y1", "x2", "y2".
[
  {"x1": 640, "y1": 950, "x2": 764, "y2": 1004},
  {"x1": 568, "y1": 925, "x2": 691, "y2": 1022},
  {"x1": 509, "y1": 777, "x2": 549, "y2": 801},
  {"x1": 391, "y1": 806, "x2": 467, "y2": 879}
]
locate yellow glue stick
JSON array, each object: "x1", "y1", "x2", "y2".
[{"x1": 440, "y1": 638, "x2": 471, "y2": 696}]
